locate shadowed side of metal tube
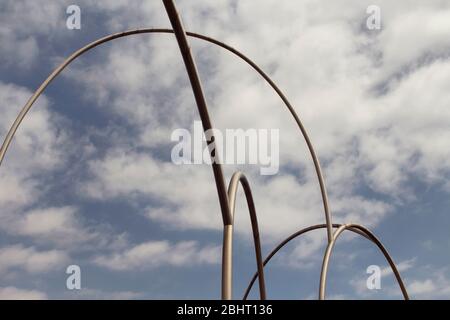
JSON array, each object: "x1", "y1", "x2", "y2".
[
  {"x1": 223, "y1": 172, "x2": 266, "y2": 300},
  {"x1": 162, "y1": 0, "x2": 232, "y2": 226},
  {"x1": 319, "y1": 224, "x2": 409, "y2": 300}
]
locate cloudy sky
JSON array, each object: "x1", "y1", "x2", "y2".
[{"x1": 0, "y1": 0, "x2": 450, "y2": 299}]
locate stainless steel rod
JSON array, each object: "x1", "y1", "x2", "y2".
[
  {"x1": 223, "y1": 171, "x2": 266, "y2": 299},
  {"x1": 319, "y1": 223, "x2": 409, "y2": 300},
  {"x1": 162, "y1": 0, "x2": 232, "y2": 226}
]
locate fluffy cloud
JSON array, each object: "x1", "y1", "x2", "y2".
[
  {"x1": 0, "y1": 286, "x2": 47, "y2": 300},
  {"x1": 0, "y1": 245, "x2": 68, "y2": 275},
  {"x1": 4, "y1": 206, "x2": 127, "y2": 250},
  {"x1": 93, "y1": 240, "x2": 220, "y2": 271},
  {"x1": 348, "y1": 259, "x2": 450, "y2": 299},
  {"x1": 0, "y1": 81, "x2": 68, "y2": 212},
  {"x1": 0, "y1": 1, "x2": 65, "y2": 68},
  {"x1": 408, "y1": 279, "x2": 436, "y2": 296},
  {"x1": 80, "y1": 150, "x2": 223, "y2": 230},
  {"x1": 405, "y1": 269, "x2": 450, "y2": 299},
  {"x1": 0, "y1": 81, "x2": 67, "y2": 171},
  {"x1": 11, "y1": 206, "x2": 82, "y2": 237},
  {"x1": 0, "y1": 82, "x2": 129, "y2": 252}
]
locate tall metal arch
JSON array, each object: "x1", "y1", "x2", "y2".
[{"x1": 0, "y1": 24, "x2": 333, "y2": 244}]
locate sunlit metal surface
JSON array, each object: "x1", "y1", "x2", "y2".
[
  {"x1": 243, "y1": 223, "x2": 408, "y2": 300},
  {"x1": 319, "y1": 224, "x2": 409, "y2": 300},
  {"x1": 223, "y1": 172, "x2": 266, "y2": 299},
  {"x1": 243, "y1": 223, "x2": 368, "y2": 299}
]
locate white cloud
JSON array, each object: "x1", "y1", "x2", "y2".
[
  {"x1": 0, "y1": 82, "x2": 125, "y2": 252},
  {"x1": 0, "y1": 28, "x2": 38, "y2": 68},
  {"x1": 0, "y1": 82, "x2": 68, "y2": 171},
  {"x1": 2, "y1": 206, "x2": 129, "y2": 252},
  {"x1": 93, "y1": 240, "x2": 220, "y2": 271},
  {"x1": 0, "y1": 1, "x2": 65, "y2": 68},
  {"x1": 348, "y1": 259, "x2": 450, "y2": 299},
  {"x1": 0, "y1": 245, "x2": 68, "y2": 275},
  {"x1": 80, "y1": 149, "x2": 392, "y2": 265},
  {"x1": 380, "y1": 258, "x2": 415, "y2": 278},
  {"x1": 12, "y1": 206, "x2": 81, "y2": 237},
  {"x1": 80, "y1": 150, "x2": 224, "y2": 230},
  {"x1": 349, "y1": 258, "x2": 415, "y2": 297},
  {"x1": 0, "y1": 81, "x2": 69, "y2": 216},
  {"x1": 9, "y1": 206, "x2": 92, "y2": 245},
  {"x1": 408, "y1": 279, "x2": 436, "y2": 296},
  {"x1": 0, "y1": 286, "x2": 47, "y2": 300},
  {"x1": 404, "y1": 268, "x2": 450, "y2": 299},
  {"x1": 64, "y1": 33, "x2": 192, "y2": 148},
  {"x1": 376, "y1": 6, "x2": 450, "y2": 81}
]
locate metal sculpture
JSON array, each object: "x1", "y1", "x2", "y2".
[{"x1": 0, "y1": 0, "x2": 409, "y2": 300}]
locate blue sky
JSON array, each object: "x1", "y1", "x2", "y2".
[{"x1": 0, "y1": 0, "x2": 450, "y2": 299}]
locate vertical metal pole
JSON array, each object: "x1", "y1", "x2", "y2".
[
  {"x1": 222, "y1": 225, "x2": 233, "y2": 299},
  {"x1": 162, "y1": 0, "x2": 232, "y2": 228},
  {"x1": 162, "y1": 0, "x2": 233, "y2": 299}
]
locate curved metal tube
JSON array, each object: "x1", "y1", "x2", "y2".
[
  {"x1": 243, "y1": 223, "x2": 370, "y2": 299},
  {"x1": 0, "y1": 29, "x2": 332, "y2": 242},
  {"x1": 243, "y1": 223, "x2": 408, "y2": 300},
  {"x1": 319, "y1": 224, "x2": 409, "y2": 300},
  {"x1": 223, "y1": 171, "x2": 266, "y2": 300},
  {"x1": 189, "y1": 36, "x2": 333, "y2": 242},
  {"x1": 168, "y1": 1, "x2": 234, "y2": 226}
]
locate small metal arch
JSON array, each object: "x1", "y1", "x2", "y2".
[
  {"x1": 243, "y1": 223, "x2": 408, "y2": 300},
  {"x1": 222, "y1": 171, "x2": 266, "y2": 300},
  {"x1": 243, "y1": 223, "x2": 368, "y2": 299},
  {"x1": 319, "y1": 223, "x2": 409, "y2": 300}
]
